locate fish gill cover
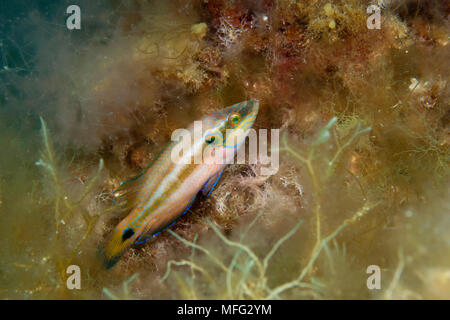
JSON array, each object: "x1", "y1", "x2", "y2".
[{"x1": 0, "y1": 0, "x2": 448, "y2": 299}]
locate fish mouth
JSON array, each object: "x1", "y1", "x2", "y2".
[
  {"x1": 236, "y1": 99, "x2": 259, "y2": 132},
  {"x1": 240, "y1": 100, "x2": 259, "y2": 131},
  {"x1": 245, "y1": 99, "x2": 259, "y2": 117},
  {"x1": 234, "y1": 99, "x2": 259, "y2": 120}
]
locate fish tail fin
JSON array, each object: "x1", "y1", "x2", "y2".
[{"x1": 99, "y1": 223, "x2": 137, "y2": 269}]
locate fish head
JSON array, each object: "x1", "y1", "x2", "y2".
[{"x1": 201, "y1": 99, "x2": 259, "y2": 163}]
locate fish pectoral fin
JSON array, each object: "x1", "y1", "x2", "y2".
[
  {"x1": 201, "y1": 168, "x2": 225, "y2": 197},
  {"x1": 113, "y1": 169, "x2": 147, "y2": 209}
]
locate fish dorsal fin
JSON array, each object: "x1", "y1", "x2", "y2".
[
  {"x1": 113, "y1": 169, "x2": 147, "y2": 209},
  {"x1": 113, "y1": 145, "x2": 167, "y2": 209}
]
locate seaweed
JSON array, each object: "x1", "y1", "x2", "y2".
[
  {"x1": 161, "y1": 118, "x2": 381, "y2": 299},
  {"x1": 102, "y1": 273, "x2": 139, "y2": 300},
  {"x1": 162, "y1": 215, "x2": 304, "y2": 299},
  {"x1": 33, "y1": 117, "x2": 109, "y2": 296}
]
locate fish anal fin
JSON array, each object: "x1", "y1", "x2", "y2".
[
  {"x1": 135, "y1": 194, "x2": 198, "y2": 246},
  {"x1": 201, "y1": 168, "x2": 224, "y2": 197},
  {"x1": 135, "y1": 233, "x2": 152, "y2": 245}
]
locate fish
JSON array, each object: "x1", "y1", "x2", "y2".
[{"x1": 100, "y1": 99, "x2": 259, "y2": 268}]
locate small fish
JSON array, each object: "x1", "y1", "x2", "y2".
[{"x1": 100, "y1": 100, "x2": 259, "y2": 268}]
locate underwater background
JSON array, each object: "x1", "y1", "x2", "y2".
[{"x1": 0, "y1": 0, "x2": 448, "y2": 299}]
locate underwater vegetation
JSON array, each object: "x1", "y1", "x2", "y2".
[{"x1": 0, "y1": 0, "x2": 449, "y2": 299}]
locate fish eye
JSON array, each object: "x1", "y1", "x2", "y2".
[
  {"x1": 230, "y1": 114, "x2": 240, "y2": 124},
  {"x1": 205, "y1": 136, "x2": 216, "y2": 144},
  {"x1": 205, "y1": 132, "x2": 223, "y2": 145}
]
